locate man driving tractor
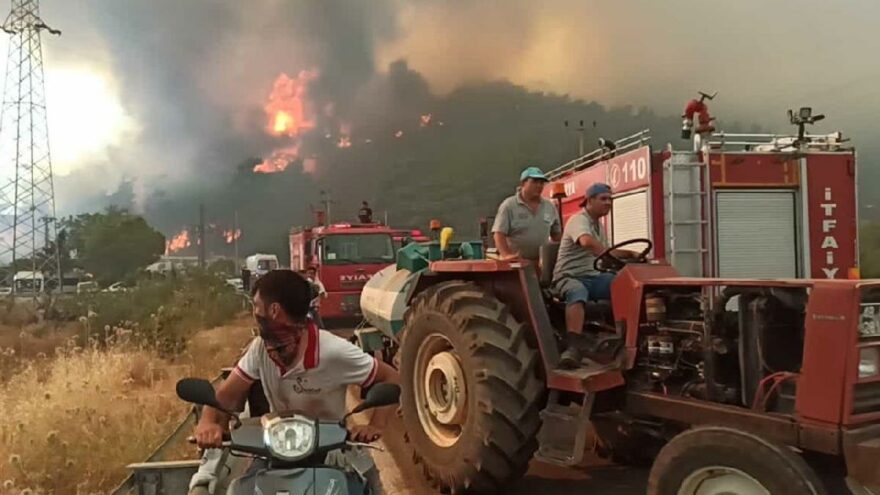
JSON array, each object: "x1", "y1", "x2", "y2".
[
  {"x1": 553, "y1": 182, "x2": 640, "y2": 368},
  {"x1": 492, "y1": 166, "x2": 562, "y2": 269}
]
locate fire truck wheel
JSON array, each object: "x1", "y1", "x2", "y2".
[
  {"x1": 399, "y1": 280, "x2": 545, "y2": 494},
  {"x1": 648, "y1": 426, "x2": 826, "y2": 495}
]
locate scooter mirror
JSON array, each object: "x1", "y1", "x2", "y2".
[
  {"x1": 350, "y1": 383, "x2": 401, "y2": 416},
  {"x1": 176, "y1": 378, "x2": 223, "y2": 410}
]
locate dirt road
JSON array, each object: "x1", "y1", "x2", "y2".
[{"x1": 368, "y1": 413, "x2": 648, "y2": 494}]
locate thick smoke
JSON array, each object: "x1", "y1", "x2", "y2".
[{"x1": 36, "y1": 0, "x2": 880, "y2": 259}]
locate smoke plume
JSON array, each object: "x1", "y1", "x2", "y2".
[{"x1": 29, "y1": 0, "x2": 880, "y2": 259}]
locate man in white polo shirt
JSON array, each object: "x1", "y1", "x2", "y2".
[{"x1": 192, "y1": 269, "x2": 399, "y2": 492}]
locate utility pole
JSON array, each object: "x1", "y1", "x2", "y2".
[
  {"x1": 319, "y1": 190, "x2": 338, "y2": 224},
  {"x1": 564, "y1": 119, "x2": 596, "y2": 157},
  {"x1": 233, "y1": 210, "x2": 239, "y2": 269},
  {"x1": 198, "y1": 203, "x2": 205, "y2": 269},
  {"x1": 0, "y1": 0, "x2": 62, "y2": 296}
]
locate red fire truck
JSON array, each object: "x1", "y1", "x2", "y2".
[
  {"x1": 544, "y1": 101, "x2": 858, "y2": 281},
  {"x1": 290, "y1": 217, "x2": 428, "y2": 326}
]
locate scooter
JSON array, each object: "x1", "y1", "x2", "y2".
[{"x1": 176, "y1": 378, "x2": 400, "y2": 494}]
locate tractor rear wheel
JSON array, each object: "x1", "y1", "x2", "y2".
[
  {"x1": 399, "y1": 280, "x2": 545, "y2": 494},
  {"x1": 648, "y1": 426, "x2": 826, "y2": 495}
]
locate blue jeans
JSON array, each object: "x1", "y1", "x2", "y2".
[{"x1": 556, "y1": 273, "x2": 615, "y2": 305}]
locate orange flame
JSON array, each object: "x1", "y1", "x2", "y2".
[
  {"x1": 420, "y1": 114, "x2": 432, "y2": 127},
  {"x1": 223, "y1": 229, "x2": 242, "y2": 244},
  {"x1": 165, "y1": 229, "x2": 191, "y2": 254},
  {"x1": 256, "y1": 70, "x2": 321, "y2": 175},
  {"x1": 337, "y1": 122, "x2": 352, "y2": 148},
  {"x1": 264, "y1": 70, "x2": 318, "y2": 138},
  {"x1": 255, "y1": 144, "x2": 300, "y2": 174}
]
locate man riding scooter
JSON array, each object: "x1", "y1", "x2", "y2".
[{"x1": 190, "y1": 270, "x2": 399, "y2": 493}]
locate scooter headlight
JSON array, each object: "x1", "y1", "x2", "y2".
[{"x1": 262, "y1": 415, "x2": 316, "y2": 461}]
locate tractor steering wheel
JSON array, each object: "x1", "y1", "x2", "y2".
[{"x1": 593, "y1": 238, "x2": 653, "y2": 273}]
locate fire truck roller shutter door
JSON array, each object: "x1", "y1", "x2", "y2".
[
  {"x1": 611, "y1": 189, "x2": 651, "y2": 254},
  {"x1": 715, "y1": 191, "x2": 798, "y2": 278}
]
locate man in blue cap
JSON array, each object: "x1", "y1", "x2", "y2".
[
  {"x1": 492, "y1": 166, "x2": 562, "y2": 267},
  {"x1": 552, "y1": 182, "x2": 639, "y2": 368}
]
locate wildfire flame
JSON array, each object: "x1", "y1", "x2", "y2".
[
  {"x1": 394, "y1": 130, "x2": 404, "y2": 138},
  {"x1": 165, "y1": 229, "x2": 191, "y2": 254},
  {"x1": 420, "y1": 114, "x2": 432, "y2": 127},
  {"x1": 336, "y1": 122, "x2": 352, "y2": 148},
  {"x1": 265, "y1": 70, "x2": 318, "y2": 137},
  {"x1": 255, "y1": 70, "x2": 319, "y2": 175},
  {"x1": 223, "y1": 229, "x2": 242, "y2": 244},
  {"x1": 255, "y1": 144, "x2": 300, "y2": 174}
]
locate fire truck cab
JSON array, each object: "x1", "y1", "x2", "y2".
[
  {"x1": 544, "y1": 116, "x2": 857, "y2": 281},
  {"x1": 290, "y1": 219, "x2": 428, "y2": 326}
]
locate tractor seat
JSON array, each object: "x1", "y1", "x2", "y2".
[
  {"x1": 539, "y1": 242, "x2": 560, "y2": 289},
  {"x1": 539, "y1": 242, "x2": 614, "y2": 320}
]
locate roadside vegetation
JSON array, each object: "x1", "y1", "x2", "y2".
[{"x1": 0, "y1": 272, "x2": 252, "y2": 494}]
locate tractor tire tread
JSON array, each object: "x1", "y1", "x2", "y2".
[
  {"x1": 648, "y1": 426, "x2": 826, "y2": 495},
  {"x1": 401, "y1": 280, "x2": 545, "y2": 494}
]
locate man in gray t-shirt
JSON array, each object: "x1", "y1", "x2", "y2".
[
  {"x1": 492, "y1": 166, "x2": 562, "y2": 266},
  {"x1": 552, "y1": 182, "x2": 639, "y2": 368}
]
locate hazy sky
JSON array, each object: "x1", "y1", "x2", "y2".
[{"x1": 0, "y1": 0, "x2": 877, "y2": 213}]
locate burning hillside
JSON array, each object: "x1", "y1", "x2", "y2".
[{"x1": 255, "y1": 70, "x2": 319, "y2": 174}]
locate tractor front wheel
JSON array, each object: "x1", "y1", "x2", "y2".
[
  {"x1": 648, "y1": 426, "x2": 826, "y2": 495},
  {"x1": 400, "y1": 281, "x2": 545, "y2": 494}
]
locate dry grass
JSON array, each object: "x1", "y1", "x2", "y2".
[
  {"x1": 0, "y1": 323, "x2": 78, "y2": 383},
  {"x1": 0, "y1": 316, "x2": 255, "y2": 494}
]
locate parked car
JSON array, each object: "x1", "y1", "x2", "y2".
[
  {"x1": 104, "y1": 281, "x2": 129, "y2": 293},
  {"x1": 76, "y1": 281, "x2": 99, "y2": 294},
  {"x1": 225, "y1": 277, "x2": 244, "y2": 293}
]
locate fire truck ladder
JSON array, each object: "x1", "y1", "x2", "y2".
[{"x1": 664, "y1": 152, "x2": 711, "y2": 277}]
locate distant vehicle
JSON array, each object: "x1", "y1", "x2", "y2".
[
  {"x1": 104, "y1": 281, "x2": 129, "y2": 293},
  {"x1": 242, "y1": 253, "x2": 279, "y2": 292},
  {"x1": 0, "y1": 287, "x2": 11, "y2": 296},
  {"x1": 289, "y1": 214, "x2": 428, "y2": 326},
  {"x1": 225, "y1": 277, "x2": 244, "y2": 292},
  {"x1": 13, "y1": 271, "x2": 44, "y2": 294},
  {"x1": 76, "y1": 281, "x2": 99, "y2": 294},
  {"x1": 146, "y1": 255, "x2": 200, "y2": 276},
  {"x1": 244, "y1": 254, "x2": 279, "y2": 277}
]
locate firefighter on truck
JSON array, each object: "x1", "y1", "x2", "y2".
[{"x1": 491, "y1": 166, "x2": 562, "y2": 272}]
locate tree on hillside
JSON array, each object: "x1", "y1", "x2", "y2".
[{"x1": 61, "y1": 207, "x2": 166, "y2": 285}]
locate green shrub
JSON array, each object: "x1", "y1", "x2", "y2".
[{"x1": 53, "y1": 271, "x2": 244, "y2": 355}]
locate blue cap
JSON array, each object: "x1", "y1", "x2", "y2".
[
  {"x1": 580, "y1": 182, "x2": 612, "y2": 206},
  {"x1": 519, "y1": 166, "x2": 548, "y2": 182}
]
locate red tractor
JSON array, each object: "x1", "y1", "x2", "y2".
[
  {"x1": 379, "y1": 244, "x2": 879, "y2": 494},
  {"x1": 357, "y1": 107, "x2": 876, "y2": 493}
]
